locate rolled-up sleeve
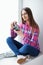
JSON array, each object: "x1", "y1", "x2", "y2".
[{"x1": 11, "y1": 29, "x2": 17, "y2": 38}]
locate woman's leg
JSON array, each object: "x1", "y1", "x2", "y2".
[
  {"x1": 6, "y1": 37, "x2": 23, "y2": 55},
  {"x1": 19, "y1": 44, "x2": 40, "y2": 57},
  {"x1": 10, "y1": 37, "x2": 23, "y2": 49}
]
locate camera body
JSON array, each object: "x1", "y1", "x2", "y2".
[{"x1": 13, "y1": 24, "x2": 20, "y2": 31}]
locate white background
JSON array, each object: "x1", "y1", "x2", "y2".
[{"x1": 0, "y1": 0, "x2": 18, "y2": 53}]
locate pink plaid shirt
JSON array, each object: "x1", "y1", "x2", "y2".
[{"x1": 11, "y1": 23, "x2": 40, "y2": 50}]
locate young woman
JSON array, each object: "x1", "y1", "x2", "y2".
[{"x1": 6, "y1": 7, "x2": 40, "y2": 64}]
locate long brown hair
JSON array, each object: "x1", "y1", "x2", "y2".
[{"x1": 21, "y1": 7, "x2": 39, "y2": 32}]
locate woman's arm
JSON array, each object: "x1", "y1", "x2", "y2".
[
  {"x1": 11, "y1": 29, "x2": 17, "y2": 38},
  {"x1": 30, "y1": 28, "x2": 40, "y2": 50},
  {"x1": 30, "y1": 28, "x2": 39, "y2": 42},
  {"x1": 10, "y1": 22, "x2": 17, "y2": 38}
]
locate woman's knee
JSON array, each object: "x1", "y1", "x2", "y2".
[
  {"x1": 23, "y1": 44, "x2": 30, "y2": 48},
  {"x1": 19, "y1": 44, "x2": 29, "y2": 53},
  {"x1": 34, "y1": 50, "x2": 40, "y2": 57},
  {"x1": 6, "y1": 37, "x2": 12, "y2": 44}
]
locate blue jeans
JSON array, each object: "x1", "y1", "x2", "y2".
[{"x1": 6, "y1": 37, "x2": 40, "y2": 57}]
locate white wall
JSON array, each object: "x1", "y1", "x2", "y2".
[
  {"x1": 23, "y1": 0, "x2": 43, "y2": 53},
  {"x1": 0, "y1": 0, "x2": 18, "y2": 53},
  {"x1": 18, "y1": 0, "x2": 23, "y2": 23}
]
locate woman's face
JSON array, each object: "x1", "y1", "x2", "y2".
[{"x1": 21, "y1": 10, "x2": 29, "y2": 21}]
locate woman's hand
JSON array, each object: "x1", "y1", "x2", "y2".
[
  {"x1": 14, "y1": 29, "x2": 24, "y2": 38},
  {"x1": 10, "y1": 21, "x2": 17, "y2": 29}
]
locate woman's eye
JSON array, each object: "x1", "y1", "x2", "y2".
[{"x1": 22, "y1": 13, "x2": 27, "y2": 16}]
